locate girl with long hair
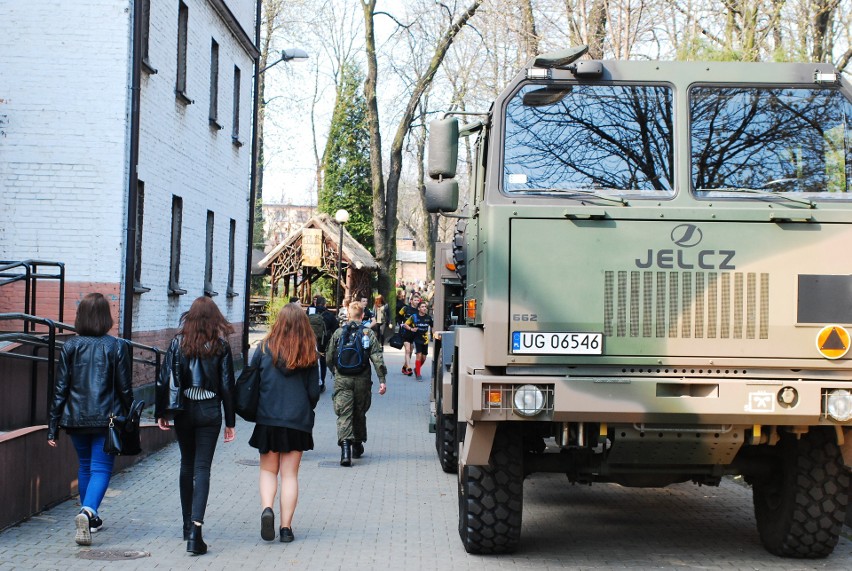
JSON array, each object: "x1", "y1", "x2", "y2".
[
  {"x1": 249, "y1": 302, "x2": 320, "y2": 543},
  {"x1": 155, "y1": 296, "x2": 236, "y2": 555},
  {"x1": 48, "y1": 292, "x2": 133, "y2": 546}
]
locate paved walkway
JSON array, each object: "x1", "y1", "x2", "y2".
[{"x1": 1, "y1": 341, "x2": 851, "y2": 570}]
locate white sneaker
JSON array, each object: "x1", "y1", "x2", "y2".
[{"x1": 75, "y1": 512, "x2": 92, "y2": 545}]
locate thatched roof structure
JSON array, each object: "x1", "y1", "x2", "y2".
[{"x1": 257, "y1": 213, "x2": 378, "y2": 305}]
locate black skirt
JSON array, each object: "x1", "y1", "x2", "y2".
[{"x1": 249, "y1": 424, "x2": 314, "y2": 453}]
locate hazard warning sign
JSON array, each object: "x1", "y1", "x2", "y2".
[{"x1": 815, "y1": 325, "x2": 850, "y2": 360}]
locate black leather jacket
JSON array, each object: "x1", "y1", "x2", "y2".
[
  {"x1": 48, "y1": 335, "x2": 133, "y2": 440},
  {"x1": 155, "y1": 336, "x2": 236, "y2": 427}
]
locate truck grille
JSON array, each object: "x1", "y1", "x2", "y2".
[{"x1": 603, "y1": 271, "x2": 769, "y2": 339}]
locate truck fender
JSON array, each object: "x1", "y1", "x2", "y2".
[
  {"x1": 839, "y1": 426, "x2": 852, "y2": 469},
  {"x1": 460, "y1": 421, "x2": 497, "y2": 468}
]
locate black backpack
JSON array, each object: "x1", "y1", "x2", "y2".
[{"x1": 335, "y1": 323, "x2": 369, "y2": 375}]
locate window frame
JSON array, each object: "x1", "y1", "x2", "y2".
[
  {"x1": 209, "y1": 38, "x2": 221, "y2": 128},
  {"x1": 169, "y1": 195, "x2": 187, "y2": 296},
  {"x1": 231, "y1": 65, "x2": 242, "y2": 146},
  {"x1": 133, "y1": 181, "x2": 150, "y2": 294},
  {"x1": 175, "y1": 1, "x2": 191, "y2": 104},
  {"x1": 226, "y1": 218, "x2": 239, "y2": 298},
  {"x1": 204, "y1": 210, "x2": 218, "y2": 297}
]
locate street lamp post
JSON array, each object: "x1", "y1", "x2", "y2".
[
  {"x1": 242, "y1": 46, "x2": 308, "y2": 363},
  {"x1": 334, "y1": 209, "x2": 350, "y2": 312}
]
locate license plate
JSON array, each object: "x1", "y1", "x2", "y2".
[{"x1": 512, "y1": 331, "x2": 603, "y2": 355}]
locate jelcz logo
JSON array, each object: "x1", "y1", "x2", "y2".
[
  {"x1": 635, "y1": 224, "x2": 736, "y2": 270},
  {"x1": 671, "y1": 224, "x2": 702, "y2": 247}
]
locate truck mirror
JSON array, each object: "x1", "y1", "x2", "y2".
[
  {"x1": 425, "y1": 178, "x2": 459, "y2": 213},
  {"x1": 428, "y1": 117, "x2": 459, "y2": 179}
]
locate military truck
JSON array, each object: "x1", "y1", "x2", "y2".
[{"x1": 425, "y1": 46, "x2": 852, "y2": 558}]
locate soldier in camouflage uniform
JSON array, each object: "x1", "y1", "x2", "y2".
[{"x1": 326, "y1": 301, "x2": 387, "y2": 466}]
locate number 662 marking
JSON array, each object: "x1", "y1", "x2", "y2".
[{"x1": 512, "y1": 314, "x2": 538, "y2": 322}]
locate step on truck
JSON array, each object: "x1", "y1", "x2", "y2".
[{"x1": 426, "y1": 45, "x2": 852, "y2": 558}]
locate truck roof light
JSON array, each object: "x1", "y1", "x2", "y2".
[
  {"x1": 445, "y1": 263, "x2": 457, "y2": 271},
  {"x1": 814, "y1": 71, "x2": 838, "y2": 84},
  {"x1": 526, "y1": 68, "x2": 551, "y2": 80}
]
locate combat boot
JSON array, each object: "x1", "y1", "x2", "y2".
[{"x1": 340, "y1": 440, "x2": 352, "y2": 466}]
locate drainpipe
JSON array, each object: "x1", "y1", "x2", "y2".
[
  {"x1": 243, "y1": 0, "x2": 262, "y2": 363},
  {"x1": 122, "y1": 0, "x2": 143, "y2": 341}
]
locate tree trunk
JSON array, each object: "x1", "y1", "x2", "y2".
[
  {"x1": 362, "y1": 0, "x2": 483, "y2": 306},
  {"x1": 520, "y1": 0, "x2": 539, "y2": 60}
]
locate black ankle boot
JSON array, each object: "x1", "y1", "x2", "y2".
[
  {"x1": 340, "y1": 440, "x2": 352, "y2": 466},
  {"x1": 187, "y1": 523, "x2": 207, "y2": 555},
  {"x1": 183, "y1": 519, "x2": 192, "y2": 540},
  {"x1": 352, "y1": 441, "x2": 364, "y2": 459}
]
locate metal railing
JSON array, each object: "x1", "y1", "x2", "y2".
[
  {"x1": 0, "y1": 260, "x2": 66, "y2": 332},
  {"x1": 0, "y1": 313, "x2": 161, "y2": 427}
]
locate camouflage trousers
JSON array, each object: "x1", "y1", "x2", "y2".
[{"x1": 332, "y1": 375, "x2": 373, "y2": 445}]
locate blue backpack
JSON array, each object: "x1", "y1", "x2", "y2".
[{"x1": 336, "y1": 323, "x2": 369, "y2": 375}]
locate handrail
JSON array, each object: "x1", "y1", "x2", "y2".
[
  {"x1": 0, "y1": 260, "x2": 65, "y2": 332},
  {"x1": 0, "y1": 313, "x2": 57, "y2": 424},
  {"x1": 0, "y1": 313, "x2": 162, "y2": 426}
]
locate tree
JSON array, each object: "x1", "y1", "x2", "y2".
[
  {"x1": 319, "y1": 62, "x2": 374, "y2": 252},
  {"x1": 361, "y1": 0, "x2": 484, "y2": 304}
]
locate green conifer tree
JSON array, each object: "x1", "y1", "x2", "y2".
[{"x1": 319, "y1": 62, "x2": 374, "y2": 252}]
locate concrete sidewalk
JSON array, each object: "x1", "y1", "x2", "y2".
[{"x1": 1, "y1": 342, "x2": 851, "y2": 570}]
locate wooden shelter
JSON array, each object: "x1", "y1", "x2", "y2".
[{"x1": 257, "y1": 213, "x2": 378, "y2": 307}]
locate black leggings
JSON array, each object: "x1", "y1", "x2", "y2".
[{"x1": 173, "y1": 398, "x2": 222, "y2": 524}]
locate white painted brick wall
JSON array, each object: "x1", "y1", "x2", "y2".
[
  {"x1": 0, "y1": 0, "x2": 132, "y2": 283},
  {"x1": 224, "y1": 0, "x2": 257, "y2": 40},
  {"x1": 0, "y1": 0, "x2": 255, "y2": 332},
  {"x1": 133, "y1": 0, "x2": 253, "y2": 330}
]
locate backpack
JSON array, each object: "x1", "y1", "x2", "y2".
[
  {"x1": 308, "y1": 311, "x2": 328, "y2": 347},
  {"x1": 335, "y1": 323, "x2": 369, "y2": 375}
]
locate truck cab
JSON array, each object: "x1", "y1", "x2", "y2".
[{"x1": 427, "y1": 46, "x2": 852, "y2": 558}]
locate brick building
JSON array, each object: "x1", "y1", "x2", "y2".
[{"x1": 0, "y1": 0, "x2": 259, "y2": 374}]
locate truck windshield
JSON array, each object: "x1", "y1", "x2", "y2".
[
  {"x1": 503, "y1": 83, "x2": 674, "y2": 198},
  {"x1": 691, "y1": 86, "x2": 852, "y2": 200}
]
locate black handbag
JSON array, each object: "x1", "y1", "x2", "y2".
[
  {"x1": 388, "y1": 330, "x2": 404, "y2": 349},
  {"x1": 234, "y1": 365, "x2": 261, "y2": 422},
  {"x1": 104, "y1": 399, "x2": 144, "y2": 456}
]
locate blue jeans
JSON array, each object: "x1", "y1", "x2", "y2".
[
  {"x1": 69, "y1": 433, "x2": 115, "y2": 516},
  {"x1": 174, "y1": 399, "x2": 222, "y2": 525}
]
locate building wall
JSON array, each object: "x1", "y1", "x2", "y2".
[
  {"x1": 0, "y1": 0, "x2": 131, "y2": 285},
  {"x1": 0, "y1": 0, "x2": 256, "y2": 361},
  {"x1": 132, "y1": 0, "x2": 254, "y2": 336}
]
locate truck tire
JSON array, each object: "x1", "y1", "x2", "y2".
[
  {"x1": 458, "y1": 424, "x2": 523, "y2": 554},
  {"x1": 435, "y1": 349, "x2": 458, "y2": 472},
  {"x1": 752, "y1": 427, "x2": 849, "y2": 558}
]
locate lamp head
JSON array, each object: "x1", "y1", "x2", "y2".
[
  {"x1": 281, "y1": 48, "x2": 309, "y2": 62},
  {"x1": 335, "y1": 209, "x2": 350, "y2": 224}
]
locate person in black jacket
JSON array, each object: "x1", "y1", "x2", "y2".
[
  {"x1": 249, "y1": 302, "x2": 320, "y2": 543},
  {"x1": 155, "y1": 297, "x2": 236, "y2": 555},
  {"x1": 47, "y1": 292, "x2": 133, "y2": 546}
]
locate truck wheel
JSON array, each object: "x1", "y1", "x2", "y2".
[
  {"x1": 458, "y1": 424, "x2": 523, "y2": 554},
  {"x1": 435, "y1": 349, "x2": 458, "y2": 472},
  {"x1": 752, "y1": 427, "x2": 849, "y2": 558}
]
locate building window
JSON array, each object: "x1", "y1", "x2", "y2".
[
  {"x1": 169, "y1": 195, "x2": 186, "y2": 295},
  {"x1": 209, "y1": 39, "x2": 221, "y2": 128},
  {"x1": 133, "y1": 181, "x2": 150, "y2": 294},
  {"x1": 231, "y1": 66, "x2": 242, "y2": 145},
  {"x1": 141, "y1": 0, "x2": 157, "y2": 74},
  {"x1": 175, "y1": 1, "x2": 191, "y2": 104},
  {"x1": 204, "y1": 210, "x2": 218, "y2": 296},
  {"x1": 226, "y1": 219, "x2": 238, "y2": 297}
]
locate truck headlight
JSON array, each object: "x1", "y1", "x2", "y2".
[
  {"x1": 826, "y1": 389, "x2": 852, "y2": 422},
  {"x1": 513, "y1": 384, "x2": 545, "y2": 416}
]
